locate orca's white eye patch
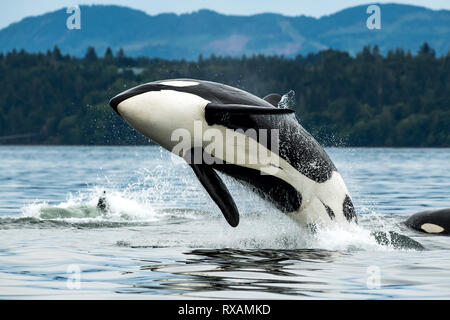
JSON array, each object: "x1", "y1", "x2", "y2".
[
  {"x1": 421, "y1": 223, "x2": 444, "y2": 233},
  {"x1": 160, "y1": 80, "x2": 199, "y2": 87}
]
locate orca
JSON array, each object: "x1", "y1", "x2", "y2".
[
  {"x1": 405, "y1": 208, "x2": 450, "y2": 235},
  {"x1": 109, "y1": 79, "x2": 357, "y2": 228},
  {"x1": 97, "y1": 191, "x2": 109, "y2": 213}
]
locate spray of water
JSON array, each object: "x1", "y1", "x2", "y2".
[
  {"x1": 15, "y1": 174, "x2": 421, "y2": 252},
  {"x1": 278, "y1": 90, "x2": 296, "y2": 109}
]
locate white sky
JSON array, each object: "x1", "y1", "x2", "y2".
[{"x1": 1, "y1": 0, "x2": 449, "y2": 29}]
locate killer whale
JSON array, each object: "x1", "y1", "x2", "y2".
[
  {"x1": 109, "y1": 79, "x2": 357, "y2": 228},
  {"x1": 405, "y1": 208, "x2": 450, "y2": 235},
  {"x1": 97, "y1": 191, "x2": 109, "y2": 213}
]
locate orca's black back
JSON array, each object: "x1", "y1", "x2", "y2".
[{"x1": 405, "y1": 209, "x2": 450, "y2": 234}]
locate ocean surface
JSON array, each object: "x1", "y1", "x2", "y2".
[{"x1": 0, "y1": 146, "x2": 449, "y2": 299}]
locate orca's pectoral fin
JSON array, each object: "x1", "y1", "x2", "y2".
[
  {"x1": 206, "y1": 103, "x2": 295, "y2": 115},
  {"x1": 188, "y1": 157, "x2": 239, "y2": 227},
  {"x1": 263, "y1": 93, "x2": 282, "y2": 107}
]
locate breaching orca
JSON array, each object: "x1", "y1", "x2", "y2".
[
  {"x1": 405, "y1": 208, "x2": 450, "y2": 235},
  {"x1": 109, "y1": 79, "x2": 357, "y2": 228}
]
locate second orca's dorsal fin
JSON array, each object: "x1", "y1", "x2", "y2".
[
  {"x1": 206, "y1": 103, "x2": 294, "y2": 115},
  {"x1": 263, "y1": 93, "x2": 282, "y2": 107}
]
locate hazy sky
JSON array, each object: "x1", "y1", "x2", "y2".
[{"x1": 1, "y1": 0, "x2": 450, "y2": 29}]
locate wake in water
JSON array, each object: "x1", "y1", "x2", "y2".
[{"x1": 4, "y1": 182, "x2": 424, "y2": 252}]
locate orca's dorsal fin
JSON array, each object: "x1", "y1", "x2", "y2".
[
  {"x1": 263, "y1": 93, "x2": 282, "y2": 107},
  {"x1": 185, "y1": 149, "x2": 240, "y2": 227},
  {"x1": 206, "y1": 103, "x2": 294, "y2": 115}
]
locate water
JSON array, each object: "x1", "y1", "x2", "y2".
[{"x1": 0, "y1": 146, "x2": 449, "y2": 299}]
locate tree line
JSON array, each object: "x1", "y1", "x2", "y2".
[{"x1": 0, "y1": 44, "x2": 448, "y2": 147}]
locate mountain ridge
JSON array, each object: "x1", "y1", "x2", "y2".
[{"x1": 0, "y1": 3, "x2": 449, "y2": 59}]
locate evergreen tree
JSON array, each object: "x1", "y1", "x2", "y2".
[
  {"x1": 104, "y1": 47, "x2": 113, "y2": 61},
  {"x1": 84, "y1": 46, "x2": 98, "y2": 62}
]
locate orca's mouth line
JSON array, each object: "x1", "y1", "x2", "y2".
[
  {"x1": 109, "y1": 84, "x2": 167, "y2": 114},
  {"x1": 109, "y1": 89, "x2": 144, "y2": 114},
  {"x1": 109, "y1": 80, "x2": 279, "y2": 116},
  {"x1": 109, "y1": 82, "x2": 205, "y2": 114},
  {"x1": 109, "y1": 95, "x2": 124, "y2": 114}
]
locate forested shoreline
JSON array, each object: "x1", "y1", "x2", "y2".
[{"x1": 0, "y1": 44, "x2": 448, "y2": 147}]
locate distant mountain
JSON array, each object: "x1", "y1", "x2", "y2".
[{"x1": 0, "y1": 3, "x2": 449, "y2": 59}]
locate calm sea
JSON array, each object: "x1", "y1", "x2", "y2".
[{"x1": 0, "y1": 146, "x2": 449, "y2": 299}]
